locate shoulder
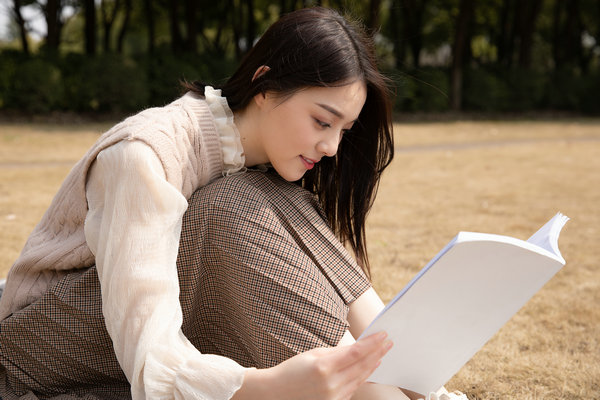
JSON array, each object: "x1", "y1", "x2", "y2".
[
  {"x1": 96, "y1": 140, "x2": 161, "y2": 169},
  {"x1": 191, "y1": 172, "x2": 272, "y2": 210},
  {"x1": 188, "y1": 170, "x2": 315, "y2": 214}
]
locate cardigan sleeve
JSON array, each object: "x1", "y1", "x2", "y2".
[{"x1": 84, "y1": 140, "x2": 247, "y2": 400}]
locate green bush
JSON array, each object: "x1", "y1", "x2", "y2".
[
  {"x1": 10, "y1": 57, "x2": 64, "y2": 113},
  {"x1": 60, "y1": 53, "x2": 94, "y2": 112},
  {"x1": 504, "y1": 68, "x2": 546, "y2": 111},
  {"x1": 69, "y1": 54, "x2": 149, "y2": 112},
  {"x1": 142, "y1": 49, "x2": 204, "y2": 107},
  {"x1": 463, "y1": 67, "x2": 511, "y2": 112},
  {"x1": 0, "y1": 50, "x2": 26, "y2": 109},
  {"x1": 463, "y1": 67, "x2": 547, "y2": 112},
  {"x1": 550, "y1": 69, "x2": 600, "y2": 115},
  {"x1": 578, "y1": 72, "x2": 600, "y2": 115},
  {"x1": 0, "y1": 49, "x2": 596, "y2": 115},
  {"x1": 413, "y1": 68, "x2": 450, "y2": 112},
  {"x1": 392, "y1": 68, "x2": 450, "y2": 112}
]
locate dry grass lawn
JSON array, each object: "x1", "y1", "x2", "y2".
[{"x1": 1, "y1": 119, "x2": 599, "y2": 399}]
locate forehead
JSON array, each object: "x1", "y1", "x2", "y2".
[{"x1": 290, "y1": 81, "x2": 367, "y2": 119}]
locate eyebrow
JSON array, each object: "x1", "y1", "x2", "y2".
[
  {"x1": 317, "y1": 103, "x2": 344, "y2": 119},
  {"x1": 317, "y1": 103, "x2": 358, "y2": 123}
]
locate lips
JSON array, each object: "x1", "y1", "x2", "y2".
[{"x1": 300, "y1": 155, "x2": 317, "y2": 170}]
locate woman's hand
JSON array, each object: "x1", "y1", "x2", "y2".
[{"x1": 232, "y1": 332, "x2": 392, "y2": 400}]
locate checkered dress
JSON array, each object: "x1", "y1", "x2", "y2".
[{"x1": 0, "y1": 171, "x2": 371, "y2": 399}]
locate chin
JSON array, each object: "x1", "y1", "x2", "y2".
[
  {"x1": 281, "y1": 173, "x2": 305, "y2": 182},
  {"x1": 274, "y1": 168, "x2": 306, "y2": 182}
]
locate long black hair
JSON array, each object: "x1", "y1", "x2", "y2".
[{"x1": 185, "y1": 7, "x2": 394, "y2": 277}]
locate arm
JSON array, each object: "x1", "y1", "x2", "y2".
[
  {"x1": 86, "y1": 142, "x2": 393, "y2": 400},
  {"x1": 233, "y1": 331, "x2": 393, "y2": 400},
  {"x1": 85, "y1": 140, "x2": 246, "y2": 399}
]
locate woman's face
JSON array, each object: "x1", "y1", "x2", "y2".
[{"x1": 252, "y1": 80, "x2": 367, "y2": 182}]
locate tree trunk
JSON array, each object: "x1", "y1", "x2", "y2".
[
  {"x1": 116, "y1": 0, "x2": 132, "y2": 53},
  {"x1": 246, "y1": 0, "x2": 256, "y2": 49},
  {"x1": 564, "y1": 0, "x2": 583, "y2": 69},
  {"x1": 169, "y1": 0, "x2": 183, "y2": 53},
  {"x1": 212, "y1": 4, "x2": 227, "y2": 57},
  {"x1": 552, "y1": 0, "x2": 584, "y2": 70},
  {"x1": 231, "y1": 0, "x2": 243, "y2": 60},
  {"x1": 43, "y1": 0, "x2": 62, "y2": 50},
  {"x1": 496, "y1": 0, "x2": 513, "y2": 67},
  {"x1": 400, "y1": 0, "x2": 428, "y2": 69},
  {"x1": 551, "y1": 0, "x2": 563, "y2": 68},
  {"x1": 450, "y1": 0, "x2": 474, "y2": 111},
  {"x1": 143, "y1": 0, "x2": 155, "y2": 54},
  {"x1": 83, "y1": 0, "x2": 96, "y2": 55},
  {"x1": 100, "y1": 0, "x2": 121, "y2": 52},
  {"x1": 517, "y1": 0, "x2": 543, "y2": 69},
  {"x1": 12, "y1": 0, "x2": 29, "y2": 54},
  {"x1": 279, "y1": 0, "x2": 286, "y2": 15},
  {"x1": 390, "y1": 0, "x2": 405, "y2": 68},
  {"x1": 184, "y1": 0, "x2": 197, "y2": 52},
  {"x1": 368, "y1": 0, "x2": 381, "y2": 30}
]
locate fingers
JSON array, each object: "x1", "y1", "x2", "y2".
[
  {"x1": 263, "y1": 332, "x2": 393, "y2": 400},
  {"x1": 332, "y1": 331, "x2": 391, "y2": 370},
  {"x1": 320, "y1": 331, "x2": 392, "y2": 398},
  {"x1": 340, "y1": 332, "x2": 393, "y2": 381}
]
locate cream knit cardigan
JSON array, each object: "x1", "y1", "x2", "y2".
[
  {"x1": 0, "y1": 89, "x2": 247, "y2": 320},
  {"x1": 1, "y1": 88, "x2": 250, "y2": 399}
]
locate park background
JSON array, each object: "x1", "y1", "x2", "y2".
[
  {"x1": 0, "y1": 0, "x2": 599, "y2": 115},
  {"x1": 0, "y1": 0, "x2": 599, "y2": 399}
]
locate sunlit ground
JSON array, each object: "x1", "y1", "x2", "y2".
[{"x1": 1, "y1": 119, "x2": 599, "y2": 399}]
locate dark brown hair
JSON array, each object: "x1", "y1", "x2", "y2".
[{"x1": 185, "y1": 7, "x2": 394, "y2": 277}]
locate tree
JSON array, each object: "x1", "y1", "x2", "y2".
[
  {"x1": 516, "y1": 0, "x2": 543, "y2": 68},
  {"x1": 100, "y1": 0, "x2": 120, "y2": 52},
  {"x1": 245, "y1": 0, "x2": 256, "y2": 52},
  {"x1": 450, "y1": 0, "x2": 474, "y2": 110},
  {"x1": 494, "y1": 0, "x2": 543, "y2": 69},
  {"x1": 83, "y1": 0, "x2": 96, "y2": 54},
  {"x1": 368, "y1": 0, "x2": 382, "y2": 30},
  {"x1": 168, "y1": 0, "x2": 183, "y2": 53},
  {"x1": 116, "y1": 0, "x2": 132, "y2": 53},
  {"x1": 389, "y1": 0, "x2": 405, "y2": 67},
  {"x1": 143, "y1": 0, "x2": 155, "y2": 53},
  {"x1": 495, "y1": 0, "x2": 515, "y2": 67},
  {"x1": 183, "y1": 0, "x2": 197, "y2": 52},
  {"x1": 40, "y1": 0, "x2": 67, "y2": 51},
  {"x1": 10, "y1": 0, "x2": 31, "y2": 54},
  {"x1": 551, "y1": 0, "x2": 591, "y2": 71},
  {"x1": 399, "y1": 0, "x2": 429, "y2": 68}
]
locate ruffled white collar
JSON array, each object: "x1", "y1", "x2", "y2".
[{"x1": 203, "y1": 86, "x2": 247, "y2": 176}]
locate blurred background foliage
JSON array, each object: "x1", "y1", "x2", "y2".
[{"x1": 0, "y1": 0, "x2": 599, "y2": 115}]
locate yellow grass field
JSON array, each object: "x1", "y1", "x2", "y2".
[{"x1": 1, "y1": 119, "x2": 599, "y2": 399}]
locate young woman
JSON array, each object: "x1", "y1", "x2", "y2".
[{"x1": 0, "y1": 6, "x2": 465, "y2": 400}]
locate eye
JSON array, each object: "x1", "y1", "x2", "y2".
[{"x1": 314, "y1": 118, "x2": 331, "y2": 129}]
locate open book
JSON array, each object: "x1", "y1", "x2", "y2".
[{"x1": 359, "y1": 212, "x2": 569, "y2": 395}]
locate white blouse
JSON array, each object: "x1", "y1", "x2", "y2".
[{"x1": 84, "y1": 89, "x2": 249, "y2": 400}]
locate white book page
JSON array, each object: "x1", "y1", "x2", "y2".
[
  {"x1": 360, "y1": 213, "x2": 569, "y2": 394},
  {"x1": 527, "y1": 212, "x2": 569, "y2": 262}
]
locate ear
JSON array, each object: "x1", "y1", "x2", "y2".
[
  {"x1": 252, "y1": 65, "x2": 271, "y2": 82},
  {"x1": 252, "y1": 66, "x2": 271, "y2": 108},
  {"x1": 253, "y1": 90, "x2": 268, "y2": 109}
]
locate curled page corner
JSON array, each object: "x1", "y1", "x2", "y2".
[{"x1": 526, "y1": 212, "x2": 569, "y2": 262}]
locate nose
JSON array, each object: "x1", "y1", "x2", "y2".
[{"x1": 316, "y1": 132, "x2": 341, "y2": 157}]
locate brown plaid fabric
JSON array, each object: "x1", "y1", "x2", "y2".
[{"x1": 0, "y1": 170, "x2": 371, "y2": 399}]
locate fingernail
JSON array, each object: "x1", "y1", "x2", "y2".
[
  {"x1": 383, "y1": 340, "x2": 393, "y2": 350},
  {"x1": 376, "y1": 331, "x2": 388, "y2": 341}
]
